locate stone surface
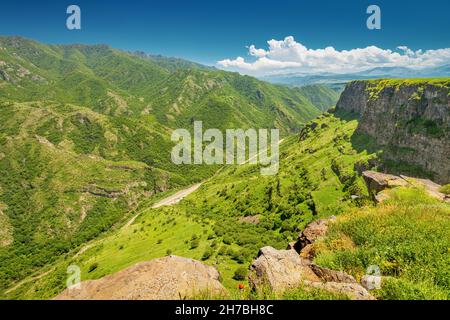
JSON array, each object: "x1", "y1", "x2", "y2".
[
  {"x1": 299, "y1": 244, "x2": 315, "y2": 259},
  {"x1": 295, "y1": 216, "x2": 336, "y2": 253},
  {"x1": 336, "y1": 80, "x2": 450, "y2": 184},
  {"x1": 363, "y1": 171, "x2": 409, "y2": 195},
  {"x1": 362, "y1": 170, "x2": 449, "y2": 203},
  {"x1": 310, "y1": 264, "x2": 356, "y2": 284},
  {"x1": 248, "y1": 247, "x2": 319, "y2": 293},
  {"x1": 304, "y1": 280, "x2": 375, "y2": 300},
  {"x1": 55, "y1": 256, "x2": 226, "y2": 300},
  {"x1": 401, "y1": 175, "x2": 449, "y2": 202}
]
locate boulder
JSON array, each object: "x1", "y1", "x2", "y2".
[
  {"x1": 54, "y1": 255, "x2": 226, "y2": 300},
  {"x1": 309, "y1": 264, "x2": 356, "y2": 283},
  {"x1": 294, "y1": 216, "x2": 336, "y2": 254},
  {"x1": 374, "y1": 190, "x2": 391, "y2": 204},
  {"x1": 362, "y1": 171, "x2": 449, "y2": 203},
  {"x1": 401, "y1": 175, "x2": 449, "y2": 202},
  {"x1": 304, "y1": 281, "x2": 375, "y2": 300},
  {"x1": 299, "y1": 244, "x2": 315, "y2": 260},
  {"x1": 362, "y1": 171, "x2": 409, "y2": 195},
  {"x1": 248, "y1": 247, "x2": 319, "y2": 293}
]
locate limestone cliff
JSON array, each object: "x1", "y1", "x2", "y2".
[{"x1": 336, "y1": 79, "x2": 450, "y2": 183}]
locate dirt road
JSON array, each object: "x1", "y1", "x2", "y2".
[
  {"x1": 151, "y1": 183, "x2": 202, "y2": 208},
  {"x1": 124, "y1": 183, "x2": 202, "y2": 227},
  {"x1": 124, "y1": 138, "x2": 285, "y2": 227}
]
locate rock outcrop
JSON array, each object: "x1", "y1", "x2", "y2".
[
  {"x1": 249, "y1": 217, "x2": 375, "y2": 300},
  {"x1": 336, "y1": 79, "x2": 450, "y2": 184},
  {"x1": 55, "y1": 256, "x2": 226, "y2": 300},
  {"x1": 303, "y1": 281, "x2": 375, "y2": 300},
  {"x1": 293, "y1": 216, "x2": 336, "y2": 258},
  {"x1": 248, "y1": 247, "x2": 319, "y2": 293},
  {"x1": 309, "y1": 264, "x2": 356, "y2": 284},
  {"x1": 363, "y1": 170, "x2": 449, "y2": 203}
]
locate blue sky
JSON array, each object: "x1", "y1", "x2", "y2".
[{"x1": 1, "y1": 0, "x2": 449, "y2": 75}]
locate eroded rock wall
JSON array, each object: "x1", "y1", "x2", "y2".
[{"x1": 336, "y1": 80, "x2": 450, "y2": 183}]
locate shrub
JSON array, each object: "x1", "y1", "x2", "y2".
[
  {"x1": 439, "y1": 184, "x2": 450, "y2": 195},
  {"x1": 233, "y1": 267, "x2": 248, "y2": 281},
  {"x1": 88, "y1": 263, "x2": 98, "y2": 273},
  {"x1": 190, "y1": 238, "x2": 200, "y2": 249},
  {"x1": 201, "y1": 248, "x2": 214, "y2": 261}
]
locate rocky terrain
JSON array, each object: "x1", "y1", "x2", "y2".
[
  {"x1": 55, "y1": 255, "x2": 226, "y2": 300},
  {"x1": 336, "y1": 79, "x2": 450, "y2": 184},
  {"x1": 362, "y1": 170, "x2": 449, "y2": 203},
  {"x1": 53, "y1": 167, "x2": 450, "y2": 301}
]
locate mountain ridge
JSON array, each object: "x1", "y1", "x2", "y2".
[{"x1": 0, "y1": 36, "x2": 338, "y2": 293}]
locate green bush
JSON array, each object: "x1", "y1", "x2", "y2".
[
  {"x1": 201, "y1": 248, "x2": 214, "y2": 261},
  {"x1": 233, "y1": 267, "x2": 248, "y2": 281},
  {"x1": 439, "y1": 184, "x2": 450, "y2": 195},
  {"x1": 190, "y1": 239, "x2": 200, "y2": 249},
  {"x1": 87, "y1": 263, "x2": 98, "y2": 273}
]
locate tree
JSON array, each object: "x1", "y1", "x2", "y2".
[{"x1": 233, "y1": 267, "x2": 248, "y2": 281}]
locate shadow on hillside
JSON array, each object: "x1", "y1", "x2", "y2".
[{"x1": 332, "y1": 109, "x2": 382, "y2": 155}]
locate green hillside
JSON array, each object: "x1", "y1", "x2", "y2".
[
  {"x1": 2, "y1": 93, "x2": 448, "y2": 301},
  {"x1": 297, "y1": 85, "x2": 341, "y2": 111},
  {"x1": 0, "y1": 36, "x2": 326, "y2": 134},
  {"x1": 0, "y1": 36, "x2": 338, "y2": 293},
  {"x1": 2, "y1": 110, "x2": 381, "y2": 299}
]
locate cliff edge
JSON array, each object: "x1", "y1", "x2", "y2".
[{"x1": 336, "y1": 79, "x2": 450, "y2": 183}]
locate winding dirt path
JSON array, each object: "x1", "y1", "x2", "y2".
[
  {"x1": 124, "y1": 183, "x2": 202, "y2": 227},
  {"x1": 125, "y1": 138, "x2": 285, "y2": 228},
  {"x1": 4, "y1": 137, "x2": 287, "y2": 295}
]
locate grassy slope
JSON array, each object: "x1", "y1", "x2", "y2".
[
  {"x1": 315, "y1": 187, "x2": 450, "y2": 300},
  {"x1": 0, "y1": 36, "x2": 339, "y2": 294},
  {"x1": 4, "y1": 109, "x2": 448, "y2": 300},
  {"x1": 297, "y1": 85, "x2": 341, "y2": 111},
  {"x1": 3, "y1": 111, "x2": 380, "y2": 299}
]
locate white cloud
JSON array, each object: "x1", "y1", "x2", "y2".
[{"x1": 217, "y1": 36, "x2": 450, "y2": 76}]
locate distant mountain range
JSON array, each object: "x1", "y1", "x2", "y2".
[{"x1": 262, "y1": 65, "x2": 450, "y2": 90}]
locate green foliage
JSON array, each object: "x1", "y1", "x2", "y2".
[
  {"x1": 190, "y1": 239, "x2": 200, "y2": 250},
  {"x1": 201, "y1": 247, "x2": 214, "y2": 261},
  {"x1": 315, "y1": 187, "x2": 450, "y2": 300},
  {"x1": 439, "y1": 184, "x2": 450, "y2": 195},
  {"x1": 232, "y1": 267, "x2": 248, "y2": 281},
  {"x1": 0, "y1": 36, "x2": 337, "y2": 294},
  {"x1": 87, "y1": 263, "x2": 98, "y2": 273}
]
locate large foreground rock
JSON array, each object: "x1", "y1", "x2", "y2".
[
  {"x1": 249, "y1": 247, "x2": 319, "y2": 293},
  {"x1": 55, "y1": 256, "x2": 226, "y2": 300}
]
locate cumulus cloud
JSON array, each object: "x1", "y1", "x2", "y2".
[{"x1": 217, "y1": 36, "x2": 450, "y2": 76}]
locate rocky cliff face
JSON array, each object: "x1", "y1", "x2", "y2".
[{"x1": 336, "y1": 79, "x2": 450, "y2": 184}]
